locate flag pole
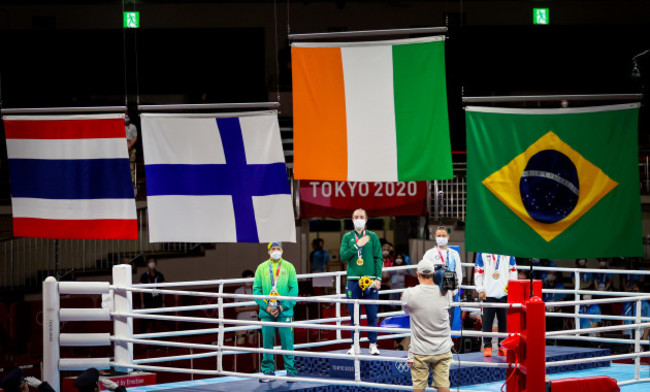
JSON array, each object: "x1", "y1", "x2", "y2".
[
  {"x1": 138, "y1": 102, "x2": 280, "y2": 112},
  {"x1": 288, "y1": 26, "x2": 448, "y2": 41},
  {"x1": 1, "y1": 106, "x2": 127, "y2": 115},
  {"x1": 462, "y1": 93, "x2": 642, "y2": 104}
]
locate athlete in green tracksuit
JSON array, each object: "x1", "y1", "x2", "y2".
[
  {"x1": 253, "y1": 241, "x2": 298, "y2": 382},
  {"x1": 339, "y1": 208, "x2": 383, "y2": 355}
]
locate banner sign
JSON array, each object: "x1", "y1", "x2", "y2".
[
  {"x1": 63, "y1": 373, "x2": 156, "y2": 392},
  {"x1": 300, "y1": 181, "x2": 427, "y2": 218}
]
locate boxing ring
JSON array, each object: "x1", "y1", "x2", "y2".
[{"x1": 41, "y1": 263, "x2": 650, "y2": 392}]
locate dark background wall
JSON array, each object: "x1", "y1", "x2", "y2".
[{"x1": 1, "y1": 0, "x2": 649, "y2": 152}]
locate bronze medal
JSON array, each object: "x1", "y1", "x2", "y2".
[
  {"x1": 493, "y1": 272, "x2": 500, "y2": 279},
  {"x1": 356, "y1": 258, "x2": 364, "y2": 266}
]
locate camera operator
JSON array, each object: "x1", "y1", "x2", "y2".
[{"x1": 401, "y1": 259, "x2": 453, "y2": 392}]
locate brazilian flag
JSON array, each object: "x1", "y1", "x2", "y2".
[{"x1": 466, "y1": 103, "x2": 642, "y2": 258}]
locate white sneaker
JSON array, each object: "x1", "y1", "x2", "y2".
[
  {"x1": 259, "y1": 372, "x2": 274, "y2": 383},
  {"x1": 346, "y1": 345, "x2": 357, "y2": 355},
  {"x1": 369, "y1": 343, "x2": 380, "y2": 355}
]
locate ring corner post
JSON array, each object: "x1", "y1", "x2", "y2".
[
  {"x1": 113, "y1": 264, "x2": 134, "y2": 372},
  {"x1": 507, "y1": 279, "x2": 543, "y2": 392},
  {"x1": 43, "y1": 276, "x2": 60, "y2": 391}
]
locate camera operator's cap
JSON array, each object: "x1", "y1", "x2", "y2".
[
  {"x1": 74, "y1": 368, "x2": 100, "y2": 390},
  {"x1": 0, "y1": 368, "x2": 24, "y2": 392},
  {"x1": 267, "y1": 241, "x2": 283, "y2": 250},
  {"x1": 417, "y1": 259, "x2": 435, "y2": 274}
]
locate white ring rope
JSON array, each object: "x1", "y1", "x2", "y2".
[
  {"x1": 549, "y1": 335, "x2": 649, "y2": 346},
  {"x1": 546, "y1": 322, "x2": 650, "y2": 336},
  {"x1": 545, "y1": 351, "x2": 650, "y2": 367},
  {"x1": 120, "y1": 284, "x2": 522, "y2": 310},
  {"x1": 619, "y1": 378, "x2": 650, "y2": 386},
  {"x1": 131, "y1": 335, "x2": 415, "y2": 364},
  {"x1": 48, "y1": 263, "x2": 650, "y2": 391},
  {"x1": 546, "y1": 312, "x2": 650, "y2": 322},
  {"x1": 126, "y1": 263, "x2": 650, "y2": 290},
  {"x1": 546, "y1": 294, "x2": 650, "y2": 308}
]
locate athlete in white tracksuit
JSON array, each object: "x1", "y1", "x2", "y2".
[{"x1": 474, "y1": 253, "x2": 517, "y2": 356}]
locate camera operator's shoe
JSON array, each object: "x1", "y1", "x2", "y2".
[
  {"x1": 369, "y1": 343, "x2": 380, "y2": 355},
  {"x1": 483, "y1": 347, "x2": 492, "y2": 357}
]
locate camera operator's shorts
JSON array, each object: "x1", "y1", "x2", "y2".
[{"x1": 410, "y1": 351, "x2": 452, "y2": 389}]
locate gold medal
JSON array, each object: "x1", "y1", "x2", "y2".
[
  {"x1": 493, "y1": 272, "x2": 500, "y2": 279},
  {"x1": 356, "y1": 258, "x2": 364, "y2": 266}
]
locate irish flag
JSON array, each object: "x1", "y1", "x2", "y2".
[{"x1": 292, "y1": 36, "x2": 452, "y2": 182}]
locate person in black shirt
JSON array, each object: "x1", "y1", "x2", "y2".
[{"x1": 139, "y1": 256, "x2": 165, "y2": 336}]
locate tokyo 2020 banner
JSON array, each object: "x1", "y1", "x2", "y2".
[{"x1": 299, "y1": 181, "x2": 427, "y2": 218}]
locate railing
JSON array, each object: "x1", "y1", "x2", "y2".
[
  {"x1": 432, "y1": 162, "x2": 467, "y2": 222},
  {"x1": 0, "y1": 207, "x2": 201, "y2": 289}
]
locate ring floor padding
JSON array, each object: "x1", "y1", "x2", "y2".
[
  {"x1": 127, "y1": 364, "x2": 646, "y2": 392},
  {"x1": 124, "y1": 346, "x2": 623, "y2": 392},
  {"x1": 294, "y1": 346, "x2": 610, "y2": 387}
]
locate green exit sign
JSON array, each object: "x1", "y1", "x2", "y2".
[
  {"x1": 123, "y1": 12, "x2": 140, "y2": 28},
  {"x1": 533, "y1": 8, "x2": 550, "y2": 25}
]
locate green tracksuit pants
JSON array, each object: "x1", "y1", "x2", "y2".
[{"x1": 261, "y1": 316, "x2": 296, "y2": 375}]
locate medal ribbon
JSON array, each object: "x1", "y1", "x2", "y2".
[
  {"x1": 492, "y1": 254, "x2": 501, "y2": 271},
  {"x1": 436, "y1": 247, "x2": 449, "y2": 267},
  {"x1": 268, "y1": 260, "x2": 282, "y2": 291},
  {"x1": 354, "y1": 229, "x2": 366, "y2": 260}
]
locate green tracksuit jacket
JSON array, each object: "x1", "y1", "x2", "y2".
[
  {"x1": 339, "y1": 229, "x2": 383, "y2": 281},
  {"x1": 253, "y1": 258, "x2": 298, "y2": 318}
]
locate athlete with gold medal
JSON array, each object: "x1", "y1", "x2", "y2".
[{"x1": 340, "y1": 208, "x2": 383, "y2": 355}]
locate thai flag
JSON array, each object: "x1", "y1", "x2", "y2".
[
  {"x1": 141, "y1": 111, "x2": 296, "y2": 243},
  {"x1": 3, "y1": 114, "x2": 137, "y2": 239}
]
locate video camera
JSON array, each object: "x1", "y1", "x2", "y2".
[{"x1": 434, "y1": 265, "x2": 458, "y2": 292}]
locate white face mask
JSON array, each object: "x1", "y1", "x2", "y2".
[
  {"x1": 270, "y1": 251, "x2": 282, "y2": 260},
  {"x1": 583, "y1": 294, "x2": 592, "y2": 301},
  {"x1": 436, "y1": 237, "x2": 448, "y2": 247},
  {"x1": 382, "y1": 250, "x2": 389, "y2": 256},
  {"x1": 395, "y1": 258, "x2": 403, "y2": 265},
  {"x1": 148, "y1": 262, "x2": 156, "y2": 269},
  {"x1": 353, "y1": 219, "x2": 366, "y2": 231}
]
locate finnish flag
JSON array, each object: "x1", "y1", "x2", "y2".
[{"x1": 141, "y1": 111, "x2": 296, "y2": 243}]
